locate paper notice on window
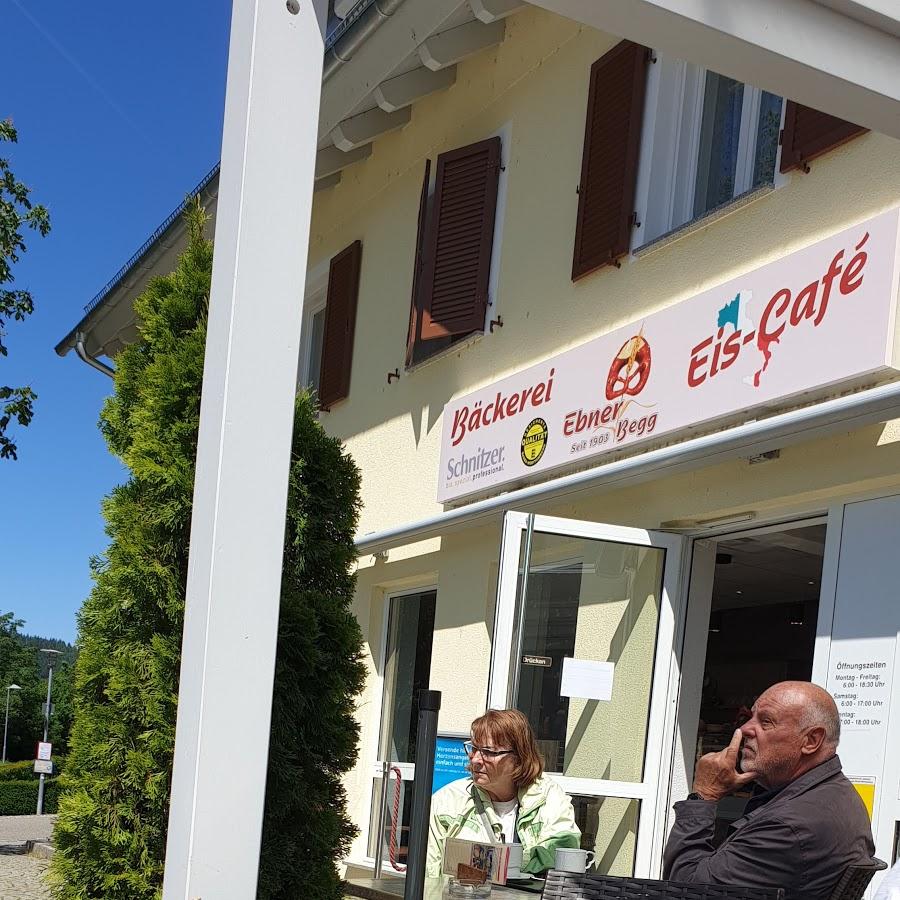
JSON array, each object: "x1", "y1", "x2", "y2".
[{"x1": 560, "y1": 658, "x2": 614, "y2": 701}]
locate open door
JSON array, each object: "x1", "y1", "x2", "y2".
[{"x1": 488, "y1": 512, "x2": 687, "y2": 878}]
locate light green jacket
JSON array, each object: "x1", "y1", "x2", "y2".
[{"x1": 426, "y1": 775, "x2": 581, "y2": 877}]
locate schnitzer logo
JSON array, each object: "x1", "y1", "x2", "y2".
[{"x1": 564, "y1": 331, "x2": 658, "y2": 445}]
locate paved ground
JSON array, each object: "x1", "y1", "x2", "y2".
[
  {"x1": 0, "y1": 817, "x2": 55, "y2": 848},
  {"x1": 0, "y1": 817, "x2": 55, "y2": 898},
  {"x1": 0, "y1": 855, "x2": 51, "y2": 899}
]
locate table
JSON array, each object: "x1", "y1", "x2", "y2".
[{"x1": 344, "y1": 877, "x2": 544, "y2": 900}]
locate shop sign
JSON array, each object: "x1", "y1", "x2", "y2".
[{"x1": 438, "y1": 209, "x2": 900, "y2": 503}]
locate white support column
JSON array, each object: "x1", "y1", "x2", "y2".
[{"x1": 161, "y1": 0, "x2": 328, "y2": 897}]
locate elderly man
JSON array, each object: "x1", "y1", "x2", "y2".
[{"x1": 664, "y1": 681, "x2": 874, "y2": 900}]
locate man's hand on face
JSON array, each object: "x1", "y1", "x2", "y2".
[{"x1": 692, "y1": 729, "x2": 757, "y2": 802}]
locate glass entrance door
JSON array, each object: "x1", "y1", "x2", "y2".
[{"x1": 488, "y1": 513, "x2": 686, "y2": 877}]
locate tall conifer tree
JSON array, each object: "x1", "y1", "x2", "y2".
[{"x1": 50, "y1": 204, "x2": 365, "y2": 899}]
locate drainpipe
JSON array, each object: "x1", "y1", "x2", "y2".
[{"x1": 74, "y1": 333, "x2": 115, "y2": 379}]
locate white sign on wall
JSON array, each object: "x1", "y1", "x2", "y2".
[
  {"x1": 438, "y1": 209, "x2": 900, "y2": 503},
  {"x1": 560, "y1": 658, "x2": 614, "y2": 702},
  {"x1": 827, "y1": 648, "x2": 893, "y2": 733}
]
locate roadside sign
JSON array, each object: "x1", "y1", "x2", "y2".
[
  {"x1": 33, "y1": 759, "x2": 53, "y2": 775},
  {"x1": 36, "y1": 741, "x2": 52, "y2": 761}
]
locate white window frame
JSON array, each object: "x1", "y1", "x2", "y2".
[
  {"x1": 632, "y1": 53, "x2": 789, "y2": 253},
  {"x1": 299, "y1": 258, "x2": 329, "y2": 392}
]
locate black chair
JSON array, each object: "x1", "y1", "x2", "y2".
[
  {"x1": 541, "y1": 873, "x2": 785, "y2": 900},
  {"x1": 826, "y1": 860, "x2": 888, "y2": 900}
]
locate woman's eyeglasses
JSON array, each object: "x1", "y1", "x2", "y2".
[{"x1": 464, "y1": 741, "x2": 515, "y2": 759}]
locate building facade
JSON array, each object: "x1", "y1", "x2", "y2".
[{"x1": 60, "y1": 1, "x2": 900, "y2": 888}]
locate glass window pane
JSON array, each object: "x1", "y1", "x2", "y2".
[
  {"x1": 308, "y1": 306, "x2": 326, "y2": 394},
  {"x1": 379, "y1": 590, "x2": 437, "y2": 763},
  {"x1": 514, "y1": 533, "x2": 664, "y2": 782},
  {"x1": 693, "y1": 72, "x2": 744, "y2": 217},
  {"x1": 570, "y1": 795, "x2": 640, "y2": 876},
  {"x1": 752, "y1": 91, "x2": 783, "y2": 189}
]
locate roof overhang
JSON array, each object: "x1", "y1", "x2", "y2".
[{"x1": 57, "y1": 0, "x2": 524, "y2": 361}]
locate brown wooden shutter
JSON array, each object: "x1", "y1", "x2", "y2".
[
  {"x1": 780, "y1": 101, "x2": 867, "y2": 173},
  {"x1": 419, "y1": 136, "x2": 501, "y2": 341},
  {"x1": 318, "y1": 240, "x2": 362, "y2": 410},
  {"x1": 572, "y1": 41, "x2": 649, "y2": 282},
  {"x1": 406, "y1": 158, "x2": 432, "y2": 367}
]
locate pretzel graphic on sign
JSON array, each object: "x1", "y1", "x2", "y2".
[{"x1": 606, "y1": 331, "x2": 651, "y2": 401}]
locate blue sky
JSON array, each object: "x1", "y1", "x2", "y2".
[{"x1": 1, "y1": 0, "x2": 231, "y2": 642}]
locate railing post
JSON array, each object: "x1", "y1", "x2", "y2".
[{"x1": 404, "y1": 690, "x2": 441, "y2": 900}]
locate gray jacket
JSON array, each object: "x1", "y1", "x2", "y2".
[{"x1": 663, "y1": 756, "x2": 875, "y2": 900}]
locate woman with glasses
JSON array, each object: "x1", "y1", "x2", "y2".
[{"x1": 426, "y1": 708, "x2": 580, "y2": 877}]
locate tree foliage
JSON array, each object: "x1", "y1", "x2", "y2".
[
  {"x1": 50, "y1": 203, "x2": 365, "y2": 899},
  {"x1": 0, "y1": 612, "x2": 75, "y2": 762},
  {"x1": 1, "y1": 119, "x2": 50, "y2": 460}
]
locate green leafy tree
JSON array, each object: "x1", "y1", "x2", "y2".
[
  {"x1": 49, "y1": 203, "x2": 365, "y2": 899},
  {"x1": 1, "y1": 120, "x2": 50, "y2": 460},
  {"x1": 0, "y1": 612, "x2": 39, "y2": 760},
  {"x1": 0, "y1": 612, "x2": 74, "y2": 763}
]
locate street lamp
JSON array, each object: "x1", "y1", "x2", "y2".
[
  {"x1": 2, "y1": 684, "x2": 21, "y2": 764},
  {"x1": 36, "y1": 648, "x2": 62, "y2": 815}
]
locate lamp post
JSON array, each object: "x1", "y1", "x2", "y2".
[
  {"x1": 36, "y1": 649, "x2": 62, "y2": 814},
  {"x1": 2, "y1": 684, "x2": 21, "y2": 764}
]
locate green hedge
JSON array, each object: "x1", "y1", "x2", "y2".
[
  {"x1": 0, "y1": 777, "x2": 59, "y2": 815},
  {"x1": 0, "y1": 756, "x2": 65, "y2": 782},
  {"x1": 0, "y1": 760, "x2": 36, "y2": 782}
]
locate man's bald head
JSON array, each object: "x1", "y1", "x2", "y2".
[
  {"x1": 766, "y1": 681, "x2": 841, "y2": 749},
  {"x1": 739, "y1": 682, "x2": 841, "y2": 789}
]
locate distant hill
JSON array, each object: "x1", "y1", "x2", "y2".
[{"x1": 16, "y1": 633, "x2": 77, "y2": 672}]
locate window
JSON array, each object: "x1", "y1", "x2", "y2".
[
  {"x1": 368, "y1": 589, "x2": 437, "y2": 864},
  {"x1": 302, "y1": 300, "x2": 327, "y2": 396},
  {"x1": 634, "y1": 56, "x2": 784, "y2": 247},
  {"x1": 379, "y1": 589, "x2": 437, "y2": 764},
  {"x1": 406, "y1": 134, "x2": 506, "y2": 367},
  {"x1": 572, "y1": 44, "x2": 866, "y2": 276},
  {"x1": 513, "y1": 533, "x2": 664, "y2": 784}
]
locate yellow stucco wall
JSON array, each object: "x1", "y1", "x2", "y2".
[{"x1": 308, "y1": 5, "x2": 900, "y2": 868}]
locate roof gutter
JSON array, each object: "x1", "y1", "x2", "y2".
[
  {"x1": 75, "y1": 334, "x2": 115, "y2": 378},
  {"x1": 354, "y1": 378, "x2": 900, "y2": 554},
  {"x1": 323, "y1": 0, "x2": 407, "y2": 81}
]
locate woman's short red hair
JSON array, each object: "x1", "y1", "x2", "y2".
[{"x1": 471, "y1": 708, "x2": 544, "y2": 790}]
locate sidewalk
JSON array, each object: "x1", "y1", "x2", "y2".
[
  {"x1": 0, "y1": 855, "x2": 51, "y2": 899},
  {"x1": 0, "y1": 816, "x2": 55, "y2": 851},
  {"x1": 0, "y1": 816, "x2": 55, "y2": 899}
]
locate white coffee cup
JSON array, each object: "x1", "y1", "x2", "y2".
[
  {"x1": 506, "y1": 843, "x2": 524, "y2": 878},
  {"x1": 554, "y1": 847, "x2": 595, "y2": 873}
]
